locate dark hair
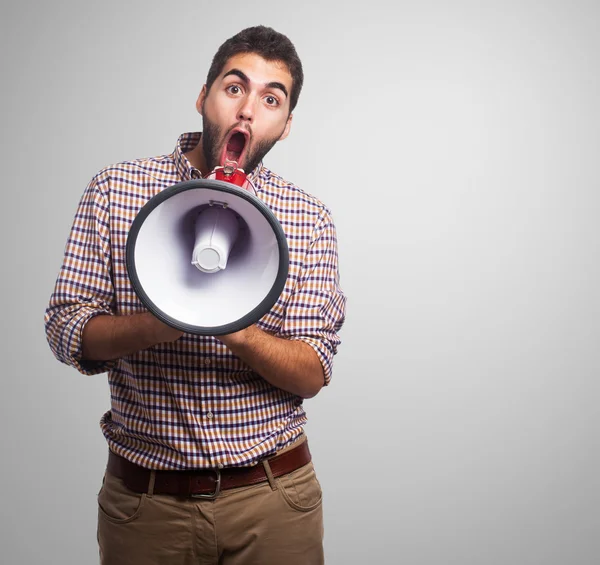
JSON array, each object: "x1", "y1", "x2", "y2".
[{"x1": 205, "y1": 26, "x2": 304, "y2": 113}]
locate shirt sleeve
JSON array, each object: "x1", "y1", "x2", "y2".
[
  {"x1": 279, "y1": 207, "x2": 347, "y2": 385},
  {"x1": 44, "y1": 175, "x2": 117, "y2": 375}
]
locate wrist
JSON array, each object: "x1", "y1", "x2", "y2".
[
  {"x1": 218, "y1": 325, "x2": 255, "y2": 348},
  {"x1": 141, "y1": 312, "x2": 182, "y2": 345}
]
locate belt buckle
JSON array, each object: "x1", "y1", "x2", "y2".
[{"x1": 190, "y1": 469, "x2": 221, "y2": 499}]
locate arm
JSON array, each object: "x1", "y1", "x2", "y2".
[
  {"x1": 81, "y1": 312, "x2": 183, "y2": 361},
  {"x1": 218, "y1": 325, "x2": 324, "y2": 398},
  {"x1": 221, "y1": 207, "x2": 347, "y2": 398},
  {"x1": 44, "y1": 175, "x2": 118, "y2": 374},
  {"x1": 45, "y1": 172, "x2": 183, "y2": 368}
]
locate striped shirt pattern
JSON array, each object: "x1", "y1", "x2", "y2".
[{"x1": 45, "y1": 132, "x2": 346, "y2": 470}]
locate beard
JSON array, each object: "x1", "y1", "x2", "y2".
[{"x1": 201, "y1": 111, "x2": 283, "y2": 174}]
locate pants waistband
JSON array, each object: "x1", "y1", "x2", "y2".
[{"x1": 106, "y1": 440, "x2": 312, "y2": 498}]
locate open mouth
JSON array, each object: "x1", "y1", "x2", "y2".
[{"x1": 221, "y1": 129, "x2": 249, "y2": 169}]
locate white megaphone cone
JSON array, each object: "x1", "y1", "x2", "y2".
[{"x1": 126, "y1": 169, "x2": 288, "y2": 336}]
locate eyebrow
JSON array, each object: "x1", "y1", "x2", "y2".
[{"x1": 223, "y1": 68, "x2": 289, "y2": 99}]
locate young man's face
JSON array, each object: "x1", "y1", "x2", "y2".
[{"x1": 197, "y1": 52, "x2": 294, "y2": 174}]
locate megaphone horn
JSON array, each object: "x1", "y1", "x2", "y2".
[{"x1": 126, "y1": 178, "x2": 289, "y2": 336}]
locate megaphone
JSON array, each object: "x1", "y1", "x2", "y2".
[{"x1": 126, "y1": 172, "x2": 289, "y2": 336}]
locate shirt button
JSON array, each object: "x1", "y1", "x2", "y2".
[
  {"x1": 206, "y1": 411, "x2": 214, "y2": 419},
  {"x1": 217, "y1": 463, "x2": 224, "y2": 469},
  {"x1": 204, "y1": 358, "x2": 211, "y2": 365}
]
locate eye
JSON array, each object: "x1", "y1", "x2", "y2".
[
  {"x1": 264, "y1": 95, "x2": 279, "y2": 107},
  {"x1": 227, "y1": 85, "x2": 242, "y2": 95}
]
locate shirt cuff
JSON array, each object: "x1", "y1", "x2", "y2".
[
  {"x1": 289, "y1": 336, "x2": 334, "y2": 386},
  {"x1": 62, "y1": 307, "x2": 116, "y2": 375}
]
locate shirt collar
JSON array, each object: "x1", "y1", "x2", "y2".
[
  {"x1": 173, "y1": 132, "x2": 201, "y2": 181},
  {"x1": 173, "y1": 132, "x2": 264, "y2": 189}
]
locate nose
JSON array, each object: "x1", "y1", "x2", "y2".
[{"x1": 237, "y1": 95, "x2": 255, "y2": 123}]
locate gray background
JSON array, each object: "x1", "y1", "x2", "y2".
[{"x1": 1, "y1": 0, "x2": 599, "y2": 563}]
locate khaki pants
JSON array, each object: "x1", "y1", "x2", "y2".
[{"x1": 97, "y1": 447, "x2": 324, "y2": 564}]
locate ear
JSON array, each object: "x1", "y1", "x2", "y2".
[
  {"x1": 195, "y1": 85, "x2": 207, "y2": 115},
  {"x1": 278, "y1": 113, "x2": 293, "y2": 141}
]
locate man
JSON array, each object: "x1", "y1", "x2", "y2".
[{"x1": 45, "y1": 26, "x2": 345, "y2": 565}]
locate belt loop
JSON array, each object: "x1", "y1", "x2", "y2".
[
  {"x1": 147, "y1": 470, "x2": 156, "y2": 498},
  {"x1": 262, "y1": 458, "x2": 278, "y2": 491}
]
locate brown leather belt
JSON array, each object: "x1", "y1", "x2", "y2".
[{"x1": 107, "y1": 440, "x2": 311, "y2": 499}]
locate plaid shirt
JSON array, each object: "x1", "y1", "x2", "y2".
[{"x1": 44, "y1": 133, "x2": 346, "y2": 470}]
